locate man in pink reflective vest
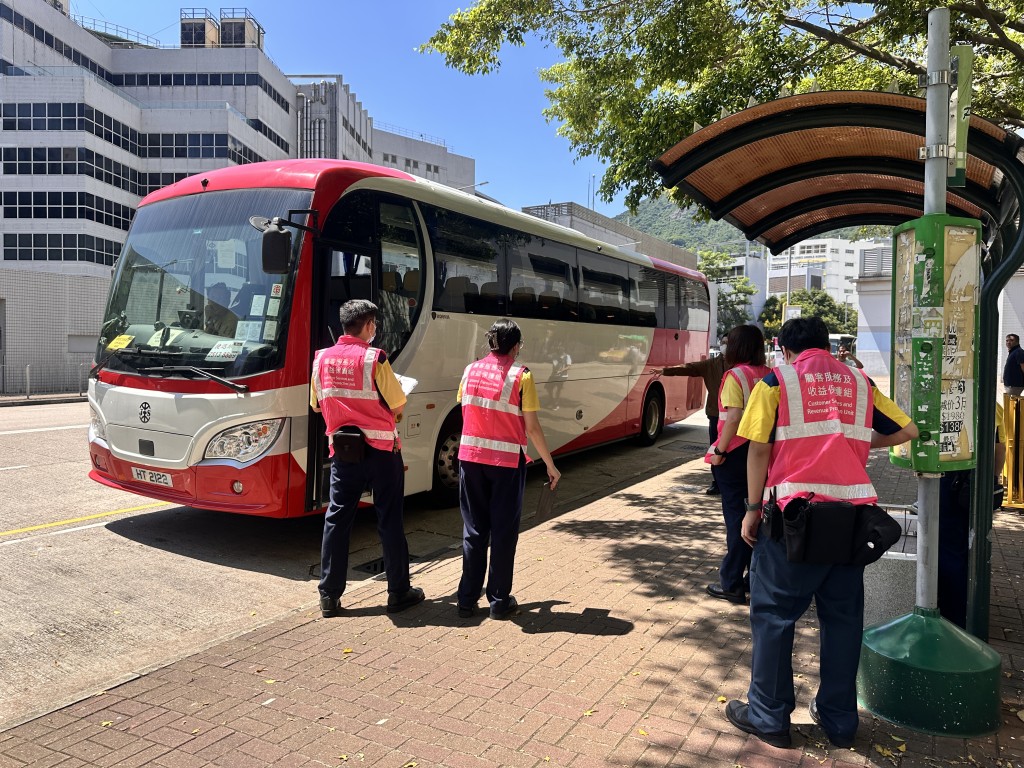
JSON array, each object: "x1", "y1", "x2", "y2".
[
  {"x1": 456, "y1": 319, "x2": 560, "y2": 620},
  {"x1": 311, "y1": 299, "x2": 424, "y2": 618},
  {"x1": 724, "y1": 316, "x2": 917, "y2": 750}
]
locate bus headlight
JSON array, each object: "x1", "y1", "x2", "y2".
[
  {"x1": 90, "y1": 408, "x2": 107, "y2": 441},
  {"x1": 205, "y1": 418, "x2": 284, "y2": 463}
]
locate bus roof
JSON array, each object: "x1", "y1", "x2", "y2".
[{"x1": 138, "y1": 159, "x2": 705, "y2": 284}]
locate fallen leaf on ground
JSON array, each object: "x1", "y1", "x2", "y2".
[{"x1": 717, "y1": 696, "x2": 727, "y2": 703}]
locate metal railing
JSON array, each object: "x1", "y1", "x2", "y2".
[{"x1": 0, "y1": 360, "x2": 92, "y2": 399}]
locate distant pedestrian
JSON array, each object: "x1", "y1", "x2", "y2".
[
  {"x1": 662, "y1": 336, "x2": 728, "y2": 494},
  {"x1": 1004, "y1": 334, "x2": 1024, "y2": 396},
  {"x1": 725, "y1": 316, "x2": 917, "y2": 749},
  {"x1": 456, "y1": 319, "x2": 560, "y2": 620},
  {"x1": 703, "y1": 325, "x2": 770, "y2": 604},
  {"x1": 836, "y1": 344, "x2": 863, "y2": 369},
  {"x1": 312, "y1": 299, "x2": 424, "y2": 618}
]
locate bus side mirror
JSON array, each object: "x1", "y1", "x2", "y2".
[{"x1": 262, "y1": 226, "x2": 292, "y2": 274}]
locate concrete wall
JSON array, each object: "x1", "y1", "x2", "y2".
[{"x1": 0, "y1": 267, "x2": 111, "y2": 394}]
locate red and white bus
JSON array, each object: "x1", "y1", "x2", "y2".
[{"x1": 88, "y1": 160, "x2": 710, "y2": 517}]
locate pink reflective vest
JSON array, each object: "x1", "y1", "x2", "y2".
[
  {"x1": 312, "y1": 336, "x2": 400, "y2": 454},
  {"x1": 765, "y1": 348, "x2": 876, "y2": 509},
  {"x1": 706, "y1": 363, "x2": 771, "y2": 461},
  {"x1": 458, "y1": 353, "x2": 528, "y2": 468}
]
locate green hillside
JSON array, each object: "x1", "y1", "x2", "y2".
[{"x1": 614, "y1": 197, "x2": 891, "y2": 251}]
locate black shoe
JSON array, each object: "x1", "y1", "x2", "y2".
[
  {"x1": 705, "y1": 482, "x2": 721, "y2": 495},
  {"x1": 809, "y1": 699, "x2": 855, "y2": 748},
  {"x1": 386, "y1": 586, "x2": 425, "y2": 613},
  {"x1": 725, "y1": 700, "x2": 792, "y2": 749},
  {"x1": 320, "y1": 595, "x2": 342, "y2": 618},
  {"x1": 706, "y1": 583, "x2": 746, "y2": 604},
  {"x1": 489, "y1": 596, "x2": 519, "y2": 620},
  {"x1": 457, "y1": 603, "x2": 476, "y2": 618}
]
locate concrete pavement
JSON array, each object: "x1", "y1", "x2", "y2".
[{"x1": 3, "y1": 447, "x2": 1024, "y2": 767}]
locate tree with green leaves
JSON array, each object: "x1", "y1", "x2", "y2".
[
  {"x1": 698, "y1": 249, "x2": 758, "y2": 336},
  {"x1": 762, "y1": 289, "x2": 859, "y2": 336},
  {"x1": 759, "y1": 295, "x2": 784, "y2": 340},
  {"x1": 424, "y1": 0, "x2": 1024, "y2": 211}
]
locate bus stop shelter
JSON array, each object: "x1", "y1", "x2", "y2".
[{"x1": 651, "y1": 90, "x2": 1024, "y2": 639}]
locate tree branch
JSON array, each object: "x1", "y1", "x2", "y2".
[
  {"x1": 782, "y1": 15, "x2": 925, "y2": 74},
  {"x1": 964, "y1": 0, "x2": 1024, "y2": 62},
  {"x1": 947, "y1": 2, "x2": 1024, "y2": 35}
]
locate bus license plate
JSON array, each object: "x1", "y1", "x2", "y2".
[{"x1": 131, "y1": 467, "x2": 173, "y2": 487}]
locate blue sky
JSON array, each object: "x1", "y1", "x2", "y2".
[{"x1": 81, "y1": 0, "x2": 630, "y2": 218}]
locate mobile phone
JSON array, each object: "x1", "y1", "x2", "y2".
[{"x1": 536, "y1": 482, "x2": 556, "y2": 521}]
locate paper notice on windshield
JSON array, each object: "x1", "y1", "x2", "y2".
[
  {"x1": 249, "y1": 295, "x2": 266, "y2": 316},
  {"x1": 107, "y1": 334, "x2": 134, "y2": 350},
  {"x1": 396, "y1": 375, "x2": 418, "y2": 395},
  {"x1": 263, "y1": 320, "x2": 278, "y2": 341},
  {"x1": 270, "y1": 283, "x2": 283, "y2": 298},
  {"x1": 234, "y1": 321, "x2": 262, "y2": 342},
  {"x1": 215, "y1": 241, "x2": 237, "y2": 269},
  {"x1": 266, "y1": 298, "x2": 280, "y2": 317},
  {"x1": 206, "y1": 340, "x2": 244, "y2": 362},
  {"x1": 146, "y1": 329, "x2": 185, "y2": 347}
]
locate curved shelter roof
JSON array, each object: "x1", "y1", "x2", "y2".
[{"x1": 651, "y1": 91, "x2": 1024, "y2": 260}]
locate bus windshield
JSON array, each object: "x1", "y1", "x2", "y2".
[{"x1": 96, "y1": 188, "x2": 312, "y2": 379}]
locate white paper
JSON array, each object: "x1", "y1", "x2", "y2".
[
  {"x1": 263, "y1": 320, "x2": 278, "y2": 341},
  {"x1": 234, "y1": 321, "x2": 262, "y2": 341},
  {"x1": 216, "y1": 241, "x2": 236, "y2": 269},
  {"x1": 396, "y1": 375, "x2": 418, "y2": 395},
  {"x1": 206, "y1": 340, "x2": 244, "y2": 361},
  {"x1": 249, "y1": 294, "x2": 266, "y2": 316},
  {"x1": 270, "y1": 283, "x2": 283, "y2": 298},
  {"x1": 266, "y1": 298, "x2": 280, "y2": 317}
]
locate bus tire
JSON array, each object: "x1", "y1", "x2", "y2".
[
  {"x1": 635, "y1": 389, "x2": 664, "y2": 446},
  {"x1": 429, "y1": 412, "x2": 462, "y2": 507}
]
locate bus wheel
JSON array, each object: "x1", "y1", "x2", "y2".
[
  {"x1": 430, "y1": 414, "x2": 462, "y2": 506},
  {"x1": 635, "y1": 390, "x2": 664, "y2": 446}
]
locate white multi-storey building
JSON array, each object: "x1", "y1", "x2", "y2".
[{"x1": 0, "y1": 0, "x2": 475, "y2": 393}]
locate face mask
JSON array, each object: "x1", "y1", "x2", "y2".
[{"x1": 719, "y1": 344, "x2": 727, "y2": 355}]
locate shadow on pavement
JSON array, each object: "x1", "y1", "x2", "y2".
[{"x1": 105, "y1": 506, "x2": 324, "y2": 581}]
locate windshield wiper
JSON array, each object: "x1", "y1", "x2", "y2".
[
  {"x1": 136, "y1": 365, "x2": 249, "y2": 394},
  {"x1": 90, "y1": 346, "x2": 139, "y2": 379}
]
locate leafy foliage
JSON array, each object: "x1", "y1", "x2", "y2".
[
  {"x1": 698, "y1": 250, "x2": 758, "y2": 335},
  {"x1": 424, "y1": 0, "x2": 1024, "y2": 212},
  {"x1": 760, "y1": 288, "x2": 859, "y2": 337}
]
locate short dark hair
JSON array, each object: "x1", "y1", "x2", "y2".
[
  {"x1": 339, "y1": 299, "x2": 377, "y2": 335},
  {"x1": 724, "y1": 324, "x2": 766, "y2": 367},
  {"x1": 486, "y1": 318, "x2": 522, "y2": 355},
  {"x1": 1009, "y1": 334, "x2": 1020, "y2": 344},
  {"x1": 778, "y1": 316, "x2": 830, "y2": 354}
]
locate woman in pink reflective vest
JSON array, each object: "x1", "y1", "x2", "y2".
[
  {"x1": 456, "y1": 319, "x2": 560, "y2": 620},
  {"x1": 704, "y1": 324, "x2": 771, "y2": 605}
]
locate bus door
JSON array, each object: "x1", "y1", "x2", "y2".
[{"x1": 306, "y1": 192, "x2": 379, "y2": 511}]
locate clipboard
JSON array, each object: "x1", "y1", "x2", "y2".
[{"x1": 536, "y1": 482, "x2": 557, "y2": 521}]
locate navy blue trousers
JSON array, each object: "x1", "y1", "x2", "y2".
[
  {"x1": 746, "y1": 525, "x2": 865, "y2": 740},
  {"x1": 457, "y1": 455, "x2": 526, "y2": 613},
  {"x1": 319, "y1": 446, "x2": 410, "y2": 599},
  {"x1": 711, "y1": 441, "x2": 751, "y2": 593},
  {"x1": 938, "y1": 471, "x2": 970, "y2": 628}
]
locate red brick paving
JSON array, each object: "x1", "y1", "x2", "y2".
[{"x1": 3, "y1": 449, "x2": 1024, "y2": 767}]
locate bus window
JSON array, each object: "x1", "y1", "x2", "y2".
[
  {"x1": 682, "y1": 277, "x2": 711, "y2": 332},
  {"x1": 578, "y1": 250, "x2": 629, "y2": 325},
  {"x1": 630, "y1": 265, "x2": 658, "y2": 328},
  {"x1": 507, "y1": 238, "x2": 576, "y2": 321},
  {"x1": 421, "y1": 204, "x2": 505, "y2": 315},
  {"x1": 377, "y1": 200, "x2": 423, "y2": 360},
  {"x1": 664, "y1": 275, "x2": 681, "y2": 329},
  {"x1": 321, "y1": 190, "x2": 377, "y2": 338}
]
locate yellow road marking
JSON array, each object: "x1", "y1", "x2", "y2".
[{"x1": 0, "y1": 501, "x2": 170, "y2": 537}]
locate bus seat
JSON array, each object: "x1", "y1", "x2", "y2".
[
  {"x1": 402, "y1": 269, "x2": 421, "y2": 296},
  {"x1": 381, "y1": 271, "x2": 401, "y2": 293},
  {"x1": 477, "y1": 281, "x2": 503, "y2": 315},
  {"x1": 538, "y1": 291, "x2": 563, "y2": 317},
  {"x1": 440, "y1": 276, "x2": 473, "y2": 312},
  {"x1": 511, "y1": 286, "x2": 538, "y2": 318}
]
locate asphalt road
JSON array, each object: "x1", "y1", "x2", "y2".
[{"x1": 0, "y1": 401, "x2": 710, "y2": 730}]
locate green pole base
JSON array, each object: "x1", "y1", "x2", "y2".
[{"x1": 858, "y1": 607, "x2": 1002, "y2": 737}]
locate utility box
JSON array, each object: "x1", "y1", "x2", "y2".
[{"x1": 890, "y1": 214, "x2": 981, "y2": 472}]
